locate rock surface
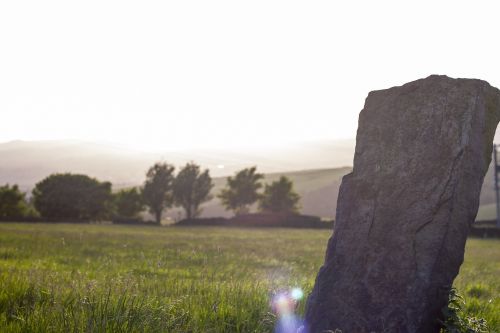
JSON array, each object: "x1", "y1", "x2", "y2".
[{"x1": 305, "y1": 75, "x2": 500, "y2": 333}]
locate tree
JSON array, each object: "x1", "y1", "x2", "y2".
[
  {"x1": 142, "y1": 162, "x2": 175, "y2": 224},
  {"x1": 33, "y1": 174, "x2": 112, "y2": 221},
  {"x1": 173, "y1": 162, "x2": 214, "y2": 219},
  {"x1": 0, "y1": 184, "x2": 29, "y2": 218},
  {"x1": 218, "y1": 166, "x2": 263, "y2": 215},
  {"x1": 114, "y1": 187, "x2": 144, "y2": 218},
  {"x1": 259, "y1": 176, "x2": 300, "y2": 214}
]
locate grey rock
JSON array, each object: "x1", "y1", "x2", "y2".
[{"x1": 305, "y1": 75, "x2": 500, "y2": 333}]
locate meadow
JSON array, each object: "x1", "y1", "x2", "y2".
[{"x1": 0, "y1": 223, "x2": 498, "y2": 332}]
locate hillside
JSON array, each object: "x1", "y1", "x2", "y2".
[
  {"x1": 195, "y1": 167, "x2": 352, "y2": 219},
  {"x1": 0, "y1": 139, "x2": 355, "y2": 191},
  {"x1": 193, "y1": 163, "x2": 496, "y2": 220}
]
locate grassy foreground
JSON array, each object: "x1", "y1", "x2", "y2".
[{"x1": 0, "y1": 223, "x2": 498, "y2": 332}]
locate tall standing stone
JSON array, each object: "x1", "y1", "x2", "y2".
[{"x1": 305, "y1": 75, "x2": 500, "y2": 333}]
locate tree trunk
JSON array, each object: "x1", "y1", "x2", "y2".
[{"x1": 155, "y1": 209, "x2": 162, "y2": 224}]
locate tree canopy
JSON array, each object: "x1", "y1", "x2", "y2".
[
  {"x1": 114, "y1": 187, "x2": 144, "y2": 218},
  {"x1": 142, "y1": 162, "x2": 175, "y2": 224},
  {"x1": 259, "y1": 176, "x2": 300, "y2": 214},
  {"x1": 0, "y1": 184, "x2": 29, "y2": 219},
  {"x1": 218, "y1": 167, "x2": 263, "y2": 215},
  {"x1": 173, "y1": 162, "x2": 213, "y2": 219},
  {"x1": 33, "y1": 173, "x2": 112, "y2": 221}
]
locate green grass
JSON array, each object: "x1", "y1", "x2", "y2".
[{"x1": 0, "y1": 223, "x2": 498, "y2": 332}]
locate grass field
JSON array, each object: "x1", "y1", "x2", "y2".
[{"x1": 0, "y1": 223, "x2": 498, "y2": 332}]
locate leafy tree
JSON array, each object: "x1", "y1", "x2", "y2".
[
  {"x1": 114, "y1": 187, "x2": 144, "y2": 218},
  {"x1": 259, "y1": 176, "x2": 300, "y2": 214},
  {"x1": 218, "y1": 167, "x2": 263, "y2": 215},
  {"x1": 33, "y1": 174, "x2": 112, "y2": 221},
  {"x1": 142, "y1": 162, "x2": 175, "y2": 224},
  {"x1": 0, "y1": 184, "x2": 29, "y2": 218},
  {"x1": 173, "y1": 162, "x2": 214, "y2": 219}
]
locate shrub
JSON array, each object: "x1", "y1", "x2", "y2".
[{"x1": 440, "y1": 288, "x2": 489, "y2": 333}]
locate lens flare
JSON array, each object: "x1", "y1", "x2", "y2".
[
  {"x1": 291, "y1": 287, "x2": 303, "y2": 300},
  {"x1": 270, "y1": 288, "x2": 306, "y2": 333},
  {"x1": 272, "y1": 292, "x2": 294, "y2": 315}
]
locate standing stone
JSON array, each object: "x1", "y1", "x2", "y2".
[{"x1": 305, "y1": 75, "x2": 500, "y2": 333}]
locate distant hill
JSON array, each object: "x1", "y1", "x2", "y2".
[
  {"x1": 0, "y1": 139, "x2": 497, "y2": 219},
  {"x1": 195, "y1": 167, "x2": 352, "y2": 219},
  {"x1": 195, "y1": 164, "x2": 496, "y2": 220},
  {"x1": 0, "y1": 139, "x2": 355, "y2": 191},
  {"x1": 476, "y1": 204, "x2": 496, "y2": 221},
  {"x1": 478, "y1": 162, "x2": 497, "y2": 220},
  {"x1": 0, "y1": 140, "x2": 158, "y2": 190}
]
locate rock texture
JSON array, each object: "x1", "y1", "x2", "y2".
[{"x1": 305, "y1": 75, "x2": 500, "y2": 333}]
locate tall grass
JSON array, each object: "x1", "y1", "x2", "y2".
[{"x1": 0, "y1": 223, "x2": 498, "y2": 332}]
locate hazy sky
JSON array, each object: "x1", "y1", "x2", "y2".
[{"x1": 1, "y1": 1, "x2": 499, "y2": 151}]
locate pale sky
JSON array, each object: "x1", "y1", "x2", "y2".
[{"x1": 1, "y1": 1, "x2": 500, "y2": 151}]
